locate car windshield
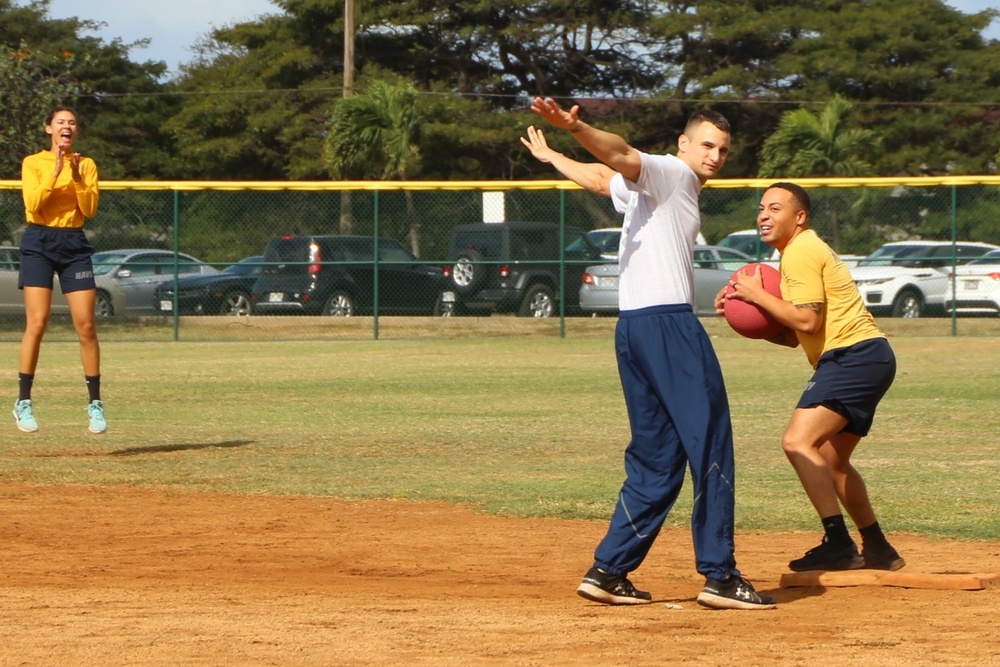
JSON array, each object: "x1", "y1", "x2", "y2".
[
  {"x1": 91, "y1": 253, "x2": 129, "y2": 275},
  {"x1": 967, "y1": 250, "x2": 1000, "y2": 265},
  {"x1": 261, "y1": 238, "x2": 312, "y2": 274},
  {"x1": 586, "y1": 230, "x2": 621, "y2": 254},
  {"x1": 856, "y1": 245, "x2": 933, "y2": 267},
  {"x1": 718, "y1": 232, "x2": 772, "y2": 259},
  {"x1": 223, "y1": 258, "x2": 263, "y2": 275},
  {"x1": 378, "y1": 241, "x2": 417, "y2": 263},
  {"x1": 695, "y1": 247, "x2": 752, "y2": 272},
  {"x1": 450, "y1": 230, "x2": 503, "y2": 259}
]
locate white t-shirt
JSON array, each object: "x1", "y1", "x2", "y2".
[{"x1": 609, "y1": 153, "x2": 703, "y2": 311}]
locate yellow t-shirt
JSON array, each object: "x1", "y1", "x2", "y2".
[
  {"x1": 21, "y1": 150, "x2": 100, "y2": 228},
  {"x1": 780, "y1": 229, "x2": 884, "y2": 368}
]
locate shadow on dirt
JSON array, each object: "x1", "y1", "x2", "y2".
[{"x1": 107, "y1": 440, "x2": 254, "y2": 457}]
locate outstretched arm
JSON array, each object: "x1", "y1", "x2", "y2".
[
  {"x1": 528, "y1": 97, "x2": 642, "y2": 183},
  {"x1": 520, "y1": 126, "x2": 618, "y2": 196}
]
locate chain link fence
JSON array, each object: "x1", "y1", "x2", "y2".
[{"x1": 1, "y1": 177, "x2": 998, "y2": 341}]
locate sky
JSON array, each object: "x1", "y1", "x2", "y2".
[
  {"x1": 42, "y1": 0, "x2": 278, "y2": 77},
  {"x1": 34, "y1": 0, "x2": 1000, "y2": 80}
]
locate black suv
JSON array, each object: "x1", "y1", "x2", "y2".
[
  {"x1": 251, "y1": 235, "x2": 450, "y2": 316},
  {"x1": 443, "y1": 221, "x2": 602, "y2": 317}
]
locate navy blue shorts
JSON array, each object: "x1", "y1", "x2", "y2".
[
  {"x1": 19, "y1": 224, "x2": 96, "y2": 293},
  {"x1": 796, "y1": 338, "x2": 896, "y2": 437}
]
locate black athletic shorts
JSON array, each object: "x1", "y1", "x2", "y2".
[
  {"x1": 796, "y1": 337, "x2": 896, "y2": 437},
  {"x1": 18, "y1": 223, "x2": 96, "y2": 293}
]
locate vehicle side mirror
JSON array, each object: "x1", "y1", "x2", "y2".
[{"x1": 117, "y1": 268, "x2": 132, "y2": 278}]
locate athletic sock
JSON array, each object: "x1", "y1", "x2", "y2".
[
  {"x1": 18, "y1": 373, "x2": 34, "y2": 402},
  {"x1": 85, "y1": 375, "x2": 101, "y2": 402},
  {"x1": 859, "y1": 521, "x2": 890, "y2": 550},
  {"x1": 821, "y1": 514, "x2": 852, "y2": 546}
]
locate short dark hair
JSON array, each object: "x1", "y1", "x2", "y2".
[
  {"x1": 686, "y1": 109, "x2": 730, "y2": 134},
  {"x1": 45, "y1": 106, "x2": 78, "y2": 125},
  {"x1": 768, "y1": 181, "x2": 811, "y2": 215}
]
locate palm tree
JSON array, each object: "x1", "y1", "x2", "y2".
[
  {"x1": 326, "y1": 80, "x2": 424, "y2": 253},
  {"x1": 758, "y1": 97, "x2": 880, "y2": 249},
  {"x1": 759, "y1": 96, "x2": 878, "y2": 178}
]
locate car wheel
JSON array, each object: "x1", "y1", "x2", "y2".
[
  {"x1": 323, "y1": 291, "x2": 354, "y2": 317},
  {"x1": 220, "y1": 291, "x2": 252, "y2": 316},
  {"x1": 94, "y1": 291, "x2": 114, "y2": 317},
  {"x1": 518, "y1": 284, "x2": 556, "y2": 318},
  {"x1": 451, "y1": 250, "x2": 484, "y2": 294},
  {"x1": 891, "y1": 289, "x2": 923, "y2": 318}
]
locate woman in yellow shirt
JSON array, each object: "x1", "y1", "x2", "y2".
[{"x1": 14, "y1": 107, "x2": 106, "y2": 434}]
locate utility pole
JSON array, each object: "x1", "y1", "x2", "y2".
[
  {"x1": 339, "y1": 0, "x2": 356, "y2": 234},
  {"x1": 343, "y1": 0, "x2": 355, "y2": 98}
]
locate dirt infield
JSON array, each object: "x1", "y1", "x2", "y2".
[{"x1": 1, "y1": 485, "x2": 997, "y2": 666}]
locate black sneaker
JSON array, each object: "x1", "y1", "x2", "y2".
[
  {"x1": 576, "y1": 567, "x2": 652, "y2": 605},
  {"x1": 789, "y1": 537, "x2": 864, "y2": 572},
  {"x1": 862, "y1": 544, "x2": 906, "y2": 571},
  {"x1": 697, "y1": 575, "x2": 777, "y2": 610}
]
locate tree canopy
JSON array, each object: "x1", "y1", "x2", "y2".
[
  {"x1": 1, "y1": 0, "x2": 998, "y2": 180},
  {"x1": 0, "y1": 0, "x2": 179, "y2": 179}
]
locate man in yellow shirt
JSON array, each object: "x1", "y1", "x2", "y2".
[{"x1": 719, "y1": 182, "x2": 903, "y2": 572}]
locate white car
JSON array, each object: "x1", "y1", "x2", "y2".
[
  {"x1": 850, "y1": 241, "x2": 1000, "y2": 318},
  {"x1": 579, "y1": 245, "x2": 753, "y2": 316},
  {"x1": 948, "y1": 249, "x2": 1000, "y2": 316}
]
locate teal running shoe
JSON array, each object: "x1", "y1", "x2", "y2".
[
  {"x1": 87, "y1": 400, "x2": 107, "y2": 434},
  {"x1": 13, "y1": 399, "x2": 38, "y2": 433}
]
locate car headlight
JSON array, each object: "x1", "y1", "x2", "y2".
[{"x1": 855, "y1": 278, "x2": 892, "y2": 287}]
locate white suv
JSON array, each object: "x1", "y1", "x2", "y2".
[{"x1": 850, "y1": 241, "x2": 1000, "y2": 317}]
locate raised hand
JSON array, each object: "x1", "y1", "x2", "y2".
[
  {"x1": 529, "y1": 97, "x2": 582, "y2": 132},
  {"x1": 519, "y1": 126, "x2": 561, "y2": 164},
  {"x1": 68, "y1": 151, "x2": 82, "y2": 182}
]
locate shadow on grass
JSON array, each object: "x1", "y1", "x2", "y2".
[{"x1": 107, "y1": 440, "x2": 255, "y2": 457}]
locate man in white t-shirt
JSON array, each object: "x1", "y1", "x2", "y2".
[{"x1": 521, "y1": 98, "x2": 775, "y2": 610}]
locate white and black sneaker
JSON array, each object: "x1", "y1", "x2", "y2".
[
  {"x1": 577, "y1": 567, "x2": 652, "y2": 605},
  {"x1": 697, "y1": 575, "x2": 777, "y2": 610}
]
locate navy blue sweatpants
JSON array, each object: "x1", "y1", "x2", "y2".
[{"x1": 592, "y1": 304, "x2": 739, "y2": 581}]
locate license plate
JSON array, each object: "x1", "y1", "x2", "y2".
[
  {"x1": 442, "y1": 291, "x2": 456, "y2": 303},
  {"x1": 963, "y1": 280, "x2": 979, "y2": 291},
  {"x1": 268, "y1": 292, "x2": 285, "y2": 302},
  {"x1": 159, "y1": 300, "x2": 173, "y2": 312},
  {"x1": 599, "y1": 276, "x2": 619, "y2": 288}
]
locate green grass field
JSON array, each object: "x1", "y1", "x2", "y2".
[{"x1": 2, "y1": 317, "x2": 997, "y2": 540}]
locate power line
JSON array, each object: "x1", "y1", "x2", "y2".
[{"x1": 85, "y1": 87, "x2": 1000, "y2": 109}]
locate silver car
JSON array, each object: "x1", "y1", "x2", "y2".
[
  {"x1": 93, "y1": 249, "x2": 218, "y2": 316},
  {"x1": 587, "y1": 227, "x2": 707, "y2": 260},
  {"x1": 0, "y1": 246, "x2": 70, "y2": 314},
  {"x1": 579, "y1": 245, "x2": 755, "y2": 316}
]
